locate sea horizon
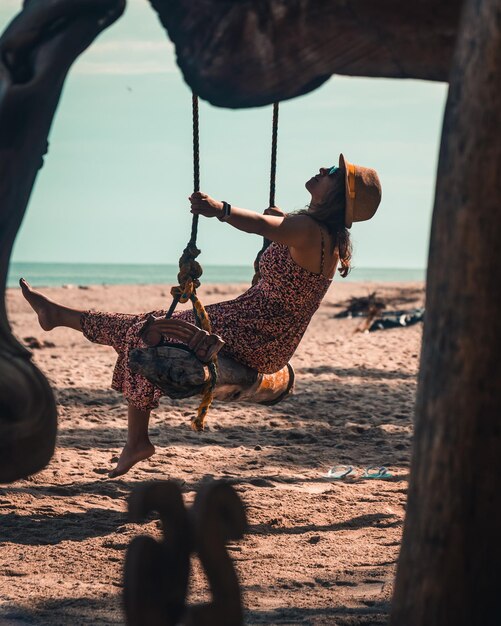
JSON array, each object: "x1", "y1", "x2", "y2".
[{"x1": 7, "y1": 261, "x2": 426, "y2": 288}]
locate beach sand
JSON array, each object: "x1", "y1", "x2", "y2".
[{"x1": 1, "y1": 280, "x2": 424, "y2": 625}]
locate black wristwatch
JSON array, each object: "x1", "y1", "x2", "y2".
[{"x1": 217, "y1": 201, "x2": 232, "y2": 222}]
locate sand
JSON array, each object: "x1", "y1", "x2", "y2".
[{"x1": 1, "y1": 280, "x2": 424, "y2": 625}]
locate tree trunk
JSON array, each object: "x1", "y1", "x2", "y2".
[
  {"x1": 129, "y1": 346, "x2": 294, "y2": 404},
  {"x1": 148, "y1": 0, "x2": 461, "y2": 108},
  {"x1": 391, "y1": 0, "x2": 501, "y2": 623},
  {"x1": 0, "y1": 0, "x2": 125, "y2": 483}
]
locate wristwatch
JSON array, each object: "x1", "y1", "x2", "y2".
[{"x1": 217, "y1": 201, "x2": 232, "y2": 222}]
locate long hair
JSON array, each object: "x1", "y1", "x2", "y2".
[{"x1": 296, "y1": 171, "x2": 352, "y2": 277}]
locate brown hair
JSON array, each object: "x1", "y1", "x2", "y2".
[{"x1": 296, "y1": 171, "x2": 353, "y2": 277}]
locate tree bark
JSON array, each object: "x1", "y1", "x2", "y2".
[
  {"x1": 129, "y1": 345, "x2": 294, "y2": 404},
  {"x1": 391, "y1": 0, "x2": 501, "y2": 623},
  {"x1": 0, "y1": 0, "x2": 125, "y2": 483},
  {"x1": 148, "y1": 0, "x2": 462, "y2": 108}
]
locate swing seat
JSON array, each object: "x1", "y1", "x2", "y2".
[
  {"x1": 129, "y1": 345, "x2": 294, "y2": 405},
  {"x1": 140, "y1": 315, "x2": 225, "y2": 363}
]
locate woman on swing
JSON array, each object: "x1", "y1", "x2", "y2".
[{"x1": 20, "y1": 155, "x2": 381, "y2": 477}]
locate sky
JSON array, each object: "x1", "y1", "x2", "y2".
[{"x1": 2, "y1": 0, "x2": 448, "y2": 269}]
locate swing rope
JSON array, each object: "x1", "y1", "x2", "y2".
[
  {"x1": 159, "y1": 98, "x2": 280, "y2": 428},
  {"x1": 165, "y1": 93, "x2": 217, "y2": 432},
  {"x1": 269, "y1": 101, "x2": 279, "y2": 209},
  {"x1": 252, "y1": 101, "x2": 279, "y2": 285}
]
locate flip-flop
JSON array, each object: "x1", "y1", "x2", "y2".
[
  {"x1": 325, "y1": 465, "x2": 354, "y2": 480},
  {"x1": 362, "y1": 466, "x2": 393, "y2": 480}
]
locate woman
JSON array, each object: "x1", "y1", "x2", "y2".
[{"x1": 20, "y1": 154, "x2": 381, "y2": 477}]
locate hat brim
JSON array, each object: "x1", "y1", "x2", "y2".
[{"x1": 339, "y1": 153, "x2": 354, "y2": 229}]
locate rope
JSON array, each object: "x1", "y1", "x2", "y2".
[
  {"x1": 269, "y1": 101, "x2": 279, "y2": 209},
  {"x1": 252, "y1": 102, "x2": 279, "y2": 286},
  {"x1": 190, "y1": 92, "x2": 200, "y2": 244},
  {"x1": 160, "y1": 93, "x2": 217, "y2": 431}
]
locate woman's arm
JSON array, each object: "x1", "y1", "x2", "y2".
[{"x1": 189, "y1": 192, "x2": 316, "y2": 249}]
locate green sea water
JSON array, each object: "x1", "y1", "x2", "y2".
[{"x1": 7, "y1": 262, "x2": 425, "y2": 288}]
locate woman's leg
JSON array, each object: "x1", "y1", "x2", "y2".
[
  {"x1": 109, "y1": 403, "x2": 155, "y2": 478},
  {"x1": 20, "y1": 278, "x2": 83, "y2": 331},
  {"x1": 21, "y1": 278, "x2": 158, "y2": 476},
  {"x1": 20, "y1": 278, "x2": 142, "y2": 351}
]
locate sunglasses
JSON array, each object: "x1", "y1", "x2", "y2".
[{"x1": 327, "y1": 165, "x2": 340, "y2": 176}]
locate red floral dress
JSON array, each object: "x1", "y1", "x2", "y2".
[{"x1": 81, "y1": 242, "x2": 332, "y2": 411}]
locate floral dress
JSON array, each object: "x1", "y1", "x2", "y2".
[{"x1": 81, "y1": 242, "x2": 332, "y2": 411}]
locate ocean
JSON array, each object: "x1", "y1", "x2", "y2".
[{"x1": 7, "y1": 262, "x2": 426, "y2": 288}]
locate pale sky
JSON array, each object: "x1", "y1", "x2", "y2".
[{"x1": 3, "y1": 0, "x2": 448, "y2": 269}]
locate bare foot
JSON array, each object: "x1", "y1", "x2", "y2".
[
  {"x1": 19, "y1": 278, "x2": 59, "y2": 331},
  {"x1": 109, "y1": 442, "x2": 155, "y2": 478}
]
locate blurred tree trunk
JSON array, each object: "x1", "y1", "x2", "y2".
[
  {"x1": 0, "y1": 0, "x2": 125, "y2": 483},
  {"x1": 391, "y1": 0, "x2": 501, "y2": 623}
]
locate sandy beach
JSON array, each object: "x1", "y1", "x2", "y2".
[{"x1": 1, "y1": 280, "x2": 424, "y2": 625}]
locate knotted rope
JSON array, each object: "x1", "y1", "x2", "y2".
[
  {"x1": 164, "y1": 93, "x2": 217, "y2": 432},
  {"x1": 252, "y1": 102, "x2": 279, "y2": 286}
]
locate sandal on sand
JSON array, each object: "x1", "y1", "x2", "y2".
[
  {"x1": 325, "y1": 465, "x2": 354, "y2": 480},
  {"x1": 362, "y1": 466, "x2": 393, "y2": 480}
]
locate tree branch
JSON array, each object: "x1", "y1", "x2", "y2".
[{"x1": 148, "y1": 0, "x2": 462, "y2": 108}]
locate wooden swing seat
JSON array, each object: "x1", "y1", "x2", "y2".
[
  {"x1": 130, "y1": 344, "x2": 294, "y2": 405},
  {"x1": 133, "y1": 316, "x2": 294, "y2": 405}
]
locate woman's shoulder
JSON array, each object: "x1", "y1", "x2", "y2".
[
  {"x1": 284, "y1": 212, "x2": 319, "y2": 233},
  {"x1": 288, "y1": 212, "x2": 327, "y2": 240}
]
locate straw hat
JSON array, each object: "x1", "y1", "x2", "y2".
[{"x1": 339, "y1": 154, "x2": 382, "y2": 229}]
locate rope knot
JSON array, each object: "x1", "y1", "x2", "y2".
[
  {"x1": 179, "y1": 242, "x2": 201, "y2": 266},
  {"x1": 178, "y1": 261, "x2": 202, "y2": 283},
  {"x1": 177, "y1": 242, "x2": 203, "y2": 294},
  {"x1": 171, "y1": 283, "x2": 194, "y2": 303}
]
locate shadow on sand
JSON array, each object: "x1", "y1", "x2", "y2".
[
  {"x1": 245, "y1": 601, "x2": 390, "y2": 625},
  {"x1": 0, "y1": 596, "x2": 390, "y2": 626},
  {"x1": 0, "y1": 596, "x2": 122, "y2": 626},
  {"x1": 0, "y1": 507, "x2": 127, "y2": 546}
]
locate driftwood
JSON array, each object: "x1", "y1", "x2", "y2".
[
  {"x1": 124, "y1": 480, "x2": 247, "y2": 626},
  {"x1": 334, "y1": 292, "x2": 386, "y2": 333},
  {"x1": 148, "y1": 0, "x2": 462, "y2": 107},
  {"x1": 391, "y1": 0, "x2": 501, "y2": 623},
  {"x1": 129, "y1": 345, "x2": 294, "y2": 404},
  {"x1": 0, "y1": 0, "x2": 125, "y2": 483},
  {"x1": 334, "y1": 292, "x2": 386, "y2": 319}
]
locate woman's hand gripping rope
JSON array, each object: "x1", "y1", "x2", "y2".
[{"x1": 189, "y1": 192, "x2": 224, "y2": 218}]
